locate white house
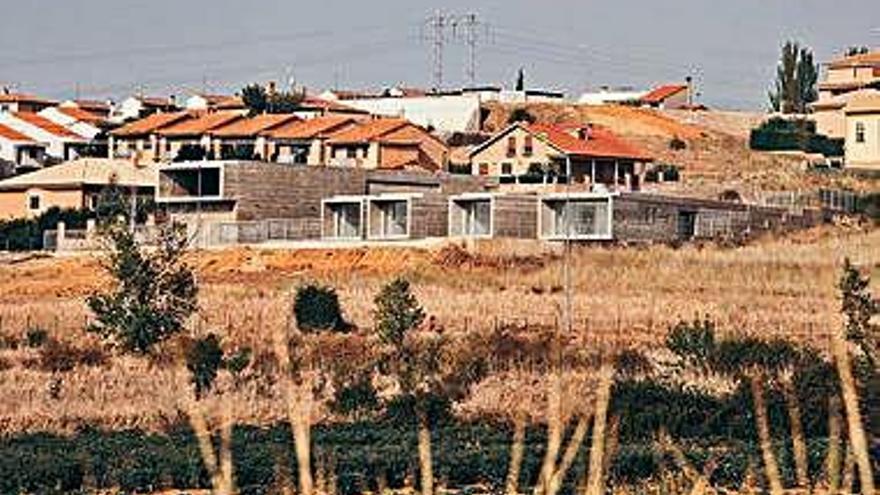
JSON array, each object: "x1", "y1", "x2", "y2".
[
  {"x1": 578, "y1": 87, "x2": 647, "y2": 105},
  {"x1": 324, "y1": 92, "x2": 482, "y2": 133},
  {"x1": 0, "y1": 123, "x2": 47, "y2": 169},
  {"x1": 110, "y1": 95, "x2": 179, "y2": 123},
  {"x1": 38, "y1": 107, "x2": 104, "y2": 140},
  {"x1": 0, "y1": 112, "x2": 88, "y2": 160}
]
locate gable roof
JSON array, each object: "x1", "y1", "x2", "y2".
[
  {"x1": 0, "y1": 123, "x2": 35, "y2": 142},
  {"x1": 844, "y1": 93, "x2": 880, "y2": 114},
  {"x1": 64, "y1": 99, "x2": 111, "y2": 114},
  {"x1": 57, "y1": 106, "x2": 106, "y2": 125},
  {"x1": 111, "y1": 111, "x2": 193, "y2": 137},
  {"x1": 211, "y1": 113, "x2": 300, "y2": 137},
  {"x1": 828, "y1": 50, "x2": 880, "y2": 69},
  {"x1": 263, "y1": 115, "x2": 355, "y2": 140},
  {"x1": 325, "y1": 118, "x2": 410, "y2": 144},
  {"x1": 470, "y1": 122, "x2": 651, "y2": 161},
  {"x1": 155, "y1": 111, "x2": 244, "y2": 137},
  {"x1": 299, "y1": 96, "x2": 368, "y2": 114},
  {"x1": 12, "y1": 112, "x2": 85, "y2": 139},
  {"x1": 641, "y1": 84, "x2": 688, "y2": 104},
  {"x1": 0, "y1": 159, "x2": 157, "y2": 191}
]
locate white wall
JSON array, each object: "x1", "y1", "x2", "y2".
[{"x1": 339, "y1": 94, "x2": 482, "y2": 133}]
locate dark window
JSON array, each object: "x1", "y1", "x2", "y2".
[
  {"x1": 506, "y1": 136, "x2": 516, "y2": 157},
  {"x1": 523, "y1": 135, "x2": 533, "y2": 156},
  {"x1": 501, "y1": 162, "x2": 513, "y2": 175},
  {"x1": 28, "y1": 195, "x2": 40, "y2": 211},
  {"x1": 346, "y1": 147, "x2": 357, "y2": 159},
  {"x1": 855, "y1": 122, "x2": 866, "y2": 143},
  {"x1": 479, "y1": 163, "x2": 489, "y2": 176}
]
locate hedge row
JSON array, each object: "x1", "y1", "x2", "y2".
[{"x1": 749, "y1": 118, "x2": 844, "y2": 157}]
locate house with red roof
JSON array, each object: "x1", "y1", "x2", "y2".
[
  {"x1": 0, "y1": 123, "x2": 47, "y2": 171},
  {"x1": 0, "y1": 92, "x2": 57, "y2": 114},
  {"x1": 468, "y1": 121, "x2": 652, "y2": 190},
  {"x1": 154, "y1": 111, "x2": 246, "y2": 161},
  {"x1": 261, "y1": 115, "x2": 358, "y2": 165},
  {"x1": 109, "y1": 111, "x2": 194, "y2": 161},
  {"x1": 639, "y1": 84, "x2": 690, "y2": 109},
  {"x1": 324, "y1": 118, "x2": 449, "y2": 171},
  {"x1": 39, "y1": 106, "x2": 106, "y2": 140},
  {"x1": 0, "y1": 111, "x2": 89, "y2": 161}
]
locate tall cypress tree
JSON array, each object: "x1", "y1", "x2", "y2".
[{"x1": 769, "y1": 41, "x2": 818, "y2": 114}]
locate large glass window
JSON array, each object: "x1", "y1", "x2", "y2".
[
  {"x1": 464, "y1": 200, "x2": 491, "y2": 236},
  {"x1": 379, "y1": 201, "x2": 408, "y2": 237},
  {"x1": 334, "y1": 203, "x2": 361, "y2": 239},
  {"x1": 551, "y1": 200, "x2": 611, "y2": 238},
  {"x1": 855, "y1": 122, "x2": 866, "y2": 143}
]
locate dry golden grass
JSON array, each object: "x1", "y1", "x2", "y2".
[{"x1": 0, "y1": 225, "x2": 877, "y2": 433}]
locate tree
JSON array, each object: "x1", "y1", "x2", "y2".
[
  {"x1": 240, "y1": 83, "x2": 305, "y2": 116},
  {"x1": 769, "y1": 41, "x2": 818, "y2": 114},
  {"x1": 515, "y1": 67, "x2": 525, "y2": 91},
  {"x1": 372, "y1": 278, "x2": 485, "y2": 495},
  {"x1": 846, "y1": 46, "x2": 870, "y2": 57},
  {"x1": 87, "y1": 223, "x2": 197, "y2": 354},
  {"x1": 185, "y1": 333, "x2": 225, "y2": 400}
]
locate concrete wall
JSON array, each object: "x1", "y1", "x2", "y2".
[
  {"x1": 845, "y1": 111, "x2": 880, "y2": 170},
  {"x1": 492, "y1": 194, "x2": 539, "y2": 238},
  {"x1": 409, "y1": 194, "x2": 449, "y2": 239}
]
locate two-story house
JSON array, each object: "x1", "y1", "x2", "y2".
[{"x1": 811, "y1": 50, "x2": 880, "y2": 139}]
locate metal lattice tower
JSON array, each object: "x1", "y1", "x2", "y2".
[
  {"x1": 453, "y1": 13, "x2": 485, "y2": 87},
  {"x1": 425, "y1": 11, "x2": 448, "y2": 90}
]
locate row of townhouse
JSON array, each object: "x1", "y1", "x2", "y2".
[
  {"x1": 809, "y1": 50, "x2": 880, "y2": 171},
  {"x1": 108, "y1": 111, "x2": 449, "y2": 171}
]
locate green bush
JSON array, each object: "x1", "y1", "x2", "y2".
[
  {"x1": 293, "y1": 283, "x2": 350, "y2": 333},
  {"x1": 749, "y1": 118, "x2": 843, "y2": 157},
  {"x1": 0, "y1": 206, "x2": 93, "y2": 251},
  {"x1": 25, "y1": 327, "x2": 49, "y2": 348},
  {"x1": 645, "y1": 163, "x2": 680, "y2": 182},
  {"x1": 856, "y1": 192, "x2": 880, "y2": 221},
  {"x1": 184, "y1": 334, "x2": 225, "y2": 399}
]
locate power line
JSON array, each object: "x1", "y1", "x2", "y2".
[
  {"x1": 452, "y1": 13, "x2": 489, "y2": 87},
  {"x1": 424, "y1": 11, "x2": 450, "y2": 90}
]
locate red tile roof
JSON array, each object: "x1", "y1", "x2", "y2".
[
  {"x1": 0, "y1": 123, "x2": 34, "y2": 142},
  {"x1": 0, "y1": 92, "x2": 57, "y2": 105},
  {"x1": 211, "y1": 113, "x2": 300, "y2": 137},
  {"x1": 528, "y1": 122, "x2": 652, "y2": 161},
  {"x1": 640, "y1": 84, "x2": 688, "y2": 104},
  {"x1": 13, "y1": 112, "x2": 84, "y2": 139},
  {"x1": 68, "y1": 100, "x2": 111, "y2": 114},
  {"x1": 326, "y1": 118, "x2": 409, "y2": 144},
  {"x1": 263, "y1": 115, "x2": 355, "y2": 140},
  {"x1": 111, "y1": 111, "x2": 193, "y2": 137},
  {"x1": 300, "y1": 96, "x2": 368, "y2": 114},
  {"x1": 156, "y1": 111, "x2": 244, "y2": 137},
  {"x1": 57, "y1": 106, "x2": 106, "y2": 125}
]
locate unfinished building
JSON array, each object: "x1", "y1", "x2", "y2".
[{"x1": 321, "y1": 192, "x2": 449, "y2": 241}]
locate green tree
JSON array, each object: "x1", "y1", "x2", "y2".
[
  {"x1": 185, "y1": 334, "x2": 224, "y2": 399},
  {"x1": 87, "y1": 224, "x2": 197, "y2": 354},
  {"x1": 507, "y1": 107, "x2": 536, "y2": 124},
  {"x1": 846, "y1": 46, "x2": 870, "y2": 57},
  {"x1": 769, "y1": 41, "x2": 818, "y2": 114},
  {"x1": 240, "y1": 83, "x2": 305, "y2": 116},
  {"x1": 839, "y1": 258, "x2": 879, "y2": 367},
  {"x1": 373, "y1": 278, "x2": 425, "y2": 346},
  {"x1": 241, "y1": 84, "x2": 269, "y2": 116}
]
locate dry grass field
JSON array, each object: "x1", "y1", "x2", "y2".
[{"x1": 0, "y1": 224, "x2": 877, "y2": 434}]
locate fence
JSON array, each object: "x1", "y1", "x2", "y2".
[
  {"x1": 189, "y1": 218, "x2": 321, "y2": 247},
  {"x1": 761, "y1": 189, "x2": 859, "y2": 214}
]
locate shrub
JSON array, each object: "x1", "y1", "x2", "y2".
[
  {"x1": 373, "y1": 278, "x2": 425, "y2": 346},
  {"x1": 38, "y1": 339, "x2": 107, "y2": 372},
  {"x1": 184, "y1": 334, "x2": 224, "y2": 399},
  {"x1": 749, "y1": 117, "x2": 843, "y2": 157},
  {"x1": 293, "y1": 283, "x2": 349, "y2": 333},
  {"x1": 330, "y1": 376, "x2": 380, "y2": 420},
  {"x1": 645, "y1": 163, "x2": 680, "y2": 182},
  {"x1": 25, "y1": 327, "x2": 49, "y2": 348},
  {"x1": 856, "y1": 192, "x2": 880, "y2": 222},
  {"x1": 507, "y1": 108, "x2": 536, "y2": 124},
  {"x1": 174, "y1": 144, "x2": 207, "y2": 162},
  {"x1": 669, "y1": 136, "x2": 687, "y2": 150}
]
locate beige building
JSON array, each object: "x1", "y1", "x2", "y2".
[
  {"x1": 469, "y1": 122, "x2": 652, "y2": 190},
  {"x1": 263, "y1": 115, "x2": 358, "y2": 165},
  {"x1": 0, "y1": 158, "x2": 156, "y2": 220},
  {"x1": 811, "y1": 50, "x2": 880, "y2": 138},
  {"x1": 844, "y1": 93, "x2": 880, "y2": 171},
  {"x1": 324, "y1": 118, "x2": 449, "y2": 171},
  {"x1": 110, "y1": 111, "x2": 194, "y2": 161}
]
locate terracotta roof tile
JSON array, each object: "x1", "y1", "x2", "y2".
[
  {"x1": 0, "y1": 92, "x2": 57, "y2": 105},
  {"x1": 13, "y1": 112, "x2": 85, "y2": 139},
  {"x1": 263, "y1": 115, "x2": 356, "y2": 140},
  {"x1": 111, "y1": 111, "x2": 193, "y2": 137},
  {"x1": 0, "y1": 123, "x2": 34, "y2": 142},
  {"x1": 528, "y1": 122, "x2": 652, "y2": 161},
  {"x1": 326, "y1": 118, "x2": 409, "y2": 144},
  {"x1": 300, "y1": 96, "x2": 368, "y2": 113},
  {"x1": 828, "y1": 51, "x2": 880, "y2": 69},
  {"x1": 156, "y1": 111, "x2": 244, "y2": 137},
  {"x1": 211, "y1": 113, "x2": 300, "y2": 137},
  {"x1": 57, "y1": 106, "x2": 106, "y2": 125},
  {"x1": 640, "y1": 84, "x2": 688, "y2": 104}
]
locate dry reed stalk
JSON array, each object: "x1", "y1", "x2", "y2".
[
  {"x1": 535, "y1": 370, "x2": 563, "y2": 495},
  {"x1": 417, "y1": 409, "x2": 434, "y2": 495},
  {"x1": 584, "y1": 362, "x2": 614, "y2": 495},
  {"x1": 505, "y1": 410, "x2": 527, "y2": 495},
  {"x1": 831, "y1": 334, "x2": 876, "y2": 495},
  {"x1": 780, "y1": 372, "x2": 809, "y2": 490},
  {"x1": 602, "y1": 414, "x2": 620, "y2": 488},
  {"x1": 273, "y1": 323, "x2": 315, "y2": 495},
  {"x1": 218, "y1": 399, "x2": 235, "y2": 495},
  {"x1": 826, "y1": 394, "x2": 843, "y2": 493},
  {"x1": 546, "y1": 413, "x2": 592, "y2": 495},
  {"x1": 749, "y1": 372, "x2": 784, "y2": 495}
]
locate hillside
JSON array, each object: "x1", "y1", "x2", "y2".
[{"x1": 481, "y1": 102, "x2": 880, "y2": 200}]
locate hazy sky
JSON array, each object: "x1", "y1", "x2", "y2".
[{"x1": 1, "y1": 0, "x2": 878, "y2": 110}]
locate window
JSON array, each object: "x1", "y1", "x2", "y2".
[
  {"x1": 506, "y1": 136, "x2": 516, "y2": 157},
  {"x1": 855, "y1": 122, "x2": 866, "y2": 143},
  {"x1": 346, "y1": 147, "x2": 357, "y2": 159},
  {"x1": 523, "y1": 135, "x2": 533, "y2": 156},
  {"x1": 643, "y1": 207, "x2": 659, "y2": 224},
  {"x1": 463, "y1": 200, "x2": 491, "y2": 236},
  {"x1": 28, "y1": 195, "x2": 41, "y2": 211},
  {"x1": 479, "y1": 163, "x2": 489, "y2": 176},
  {"x1": 501, "y1": 162, "x2": 513, "y2": 175}
]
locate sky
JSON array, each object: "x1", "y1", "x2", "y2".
[{"x1": 0, "y1": 0, "x2": 878, "y2": 110}]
